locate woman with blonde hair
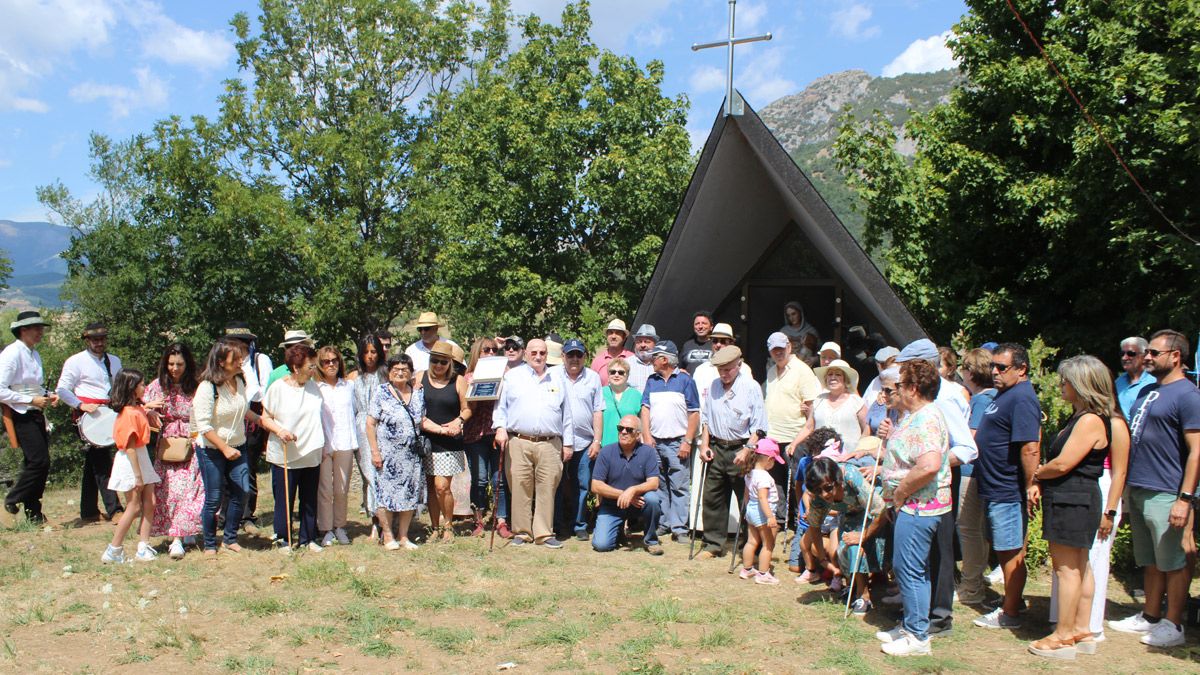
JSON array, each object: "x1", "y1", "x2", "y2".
[
  {"x1": 315, "y1": 346, "x2": 357, "y2": 546},
  {"x1": 1030, "y1": 355, "x2": 1129, "y2": 659}
]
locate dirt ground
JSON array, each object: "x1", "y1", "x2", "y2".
[{"x1": 1, "y1": 478, "x2": 1198, "y2": 674}]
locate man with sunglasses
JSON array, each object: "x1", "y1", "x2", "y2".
[
  {"x1": 692, "y1": 323, "x2": 752, "y2": 415},
  {"x1": 590, "y1": 415, "x2": 663, "y2": 554},
  {"x1": 1115, "y1": 336, "x2": 1154, "y2": 419},
  {"x1": 404, "y1": 311, "x2": 459, "y2": 373},
  {"x1": 552, "y1": 339, "x2": 605, "y2": 541},
  {"x1": 501, "y1": 336, "x2": 525, "y2": 370},
  {"x1": 972, "y1": 343, "x2": 1041, "y2": 630},
  {"x1": 1109, "y1": 329, "x2": 1200, "y2": 648}
]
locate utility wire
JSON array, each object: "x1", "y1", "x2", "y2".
[{"x1": 1003, "y1": 0, "x2": 1198, "y2": 246}]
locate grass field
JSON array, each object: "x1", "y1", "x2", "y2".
[{"x1": 1, "y1": 477, "x2": 1199, "y2": 673}]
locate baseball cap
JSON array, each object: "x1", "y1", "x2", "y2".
[
  {"x1": 650, "y1": 340, "x2": 678, "y2": 357},
  {"x1": 754, "y1": 438, "x2": 785, "y2": 465},
  {"x1": 563, "y1": 338, "x2": 586, "y2": 355},
  {"x1": 896, "y1": 338, "x2": 938, "y2": 363},
  {"x1": 767, "y1": 332, "x2": 790, "y2": 350},
  {"x1": 818, "y1": 341, "x2": 841, "y2": 356},
  {"x1": 874, "y1": 346, "x2": 900, "y2": 363}
]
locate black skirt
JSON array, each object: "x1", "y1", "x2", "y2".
[{"x1": 1041, "y1": 479, "x2": 1101, "y2": 549}]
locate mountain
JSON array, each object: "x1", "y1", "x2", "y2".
[
  {"x1": 758, "y1": 69, "x2": 962, "y2": 241},
  {"x1": 0, "y1": 220, "x2": 73, "y2": 309}
]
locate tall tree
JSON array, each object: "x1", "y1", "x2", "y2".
[
  {"x1": 411, "y1": 1, "x2": 692, "y2": 344},
  {"x1": 835, "y1": 0, "x2": 1200, "y2": 356},
  {"x1": 221, "y1": 0, "x2": 502, "y2": 342}
]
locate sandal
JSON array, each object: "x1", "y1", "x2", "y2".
[
  {"x1": 1072, "y1": 633, "x2": 1097, "y2": 655},
  {"x1": 1028, "y1": 636, "x2": 1076, "y2": 660}
]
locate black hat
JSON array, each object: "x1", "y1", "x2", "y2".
[
  {"x1": 224, "y1": 320, "x2": 257, "y2": 342},
  {"x1": 10, "y1": 311, "x2": 50, "y2": 338},
  {"x1": 80, "y1": 322, "x2": 108, "y2": 339}
]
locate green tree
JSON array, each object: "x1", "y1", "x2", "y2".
[
  {"x1": 411, "y1": 1, "x2": 692, "y2": 346},
  {"x1": 835, "y1": 0, "x2": 1200, "y2": 359},
  {"x1": 220, "y1": 0, "x2": 502, "y2": 342}
]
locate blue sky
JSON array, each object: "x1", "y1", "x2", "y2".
[{"x1": 0, "y1": 0, "x2": 967, "y2": 223}]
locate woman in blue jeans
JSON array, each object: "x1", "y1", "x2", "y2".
[
  {"x1": 464, "y1": 337, "x2": 509, "y2": 537},
  {"x1": 876, "y1": 359, "x2": 951, "y2": 657},
  {"x1": 192, "y1": 339, "x2": 294, "y2": 557}
]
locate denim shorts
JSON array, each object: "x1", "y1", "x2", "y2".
[
  {"x1": 983, "y1": 500, "x2": 1026, "y2": 552},
  {"x1": 820, "y1": 514, "x2": 841, "y2": 535},
  {"x1": 747, "y1": 500, "x2": 771, "y2": 527}
]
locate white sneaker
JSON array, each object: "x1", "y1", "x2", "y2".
[
  {"x1": 334, "y1": 527, "x2": 350, "y2": 545},
  {"x1": 876, "y1": 625, "x2": 904, "y2": 643},
  {"x1": 135, "y1": 547, "x2": 157, "y2": 562},
  {"x1": 973, "y1": 607, "x2": 1021, "y2": 629},
  {"x1": 881, "y1": 633, "x2": 931, "y2": 656},
  {"x1": 1140, "y1": 620, "x2": 1185, "y2": 648},
  {"x1": 384, "y1": 540, "x2": 401, "y2": 551},
  {"x1": 307, "y1": 541, "x2": 324, "y2": 553},
  {"x1": 1108, "y1": 612, "x2": 1154, "y2": 635},
  {"x1": 321, "y1": 531, "x2": 336, "y2": 547},
  {"x1": 101, "y1": 544, "x2": 126, "y2": 564},
  {"x1": 168, "y1": 540, "x2": 185, "y2": 559},
  {"x1": 403, "y1": 540, "x2": 419, "y2": 550},
  {"x1": 987, "y1": 566, "x2": 1004, "y2": 585}
]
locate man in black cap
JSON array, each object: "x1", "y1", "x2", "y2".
[
  {"x1": 56, "y1": 322, "x2": 124, "y2": 523},
  {"x1": 1, "y1": 311, "x2": 58, "y2": 524}
]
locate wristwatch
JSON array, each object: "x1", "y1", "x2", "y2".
[
  {"x1": 1104, "y1": 509, "x2": 1117, "y2": 519},
  {"x1": 1178, "y1": 490, "x2": 1198, "y2": 505}
]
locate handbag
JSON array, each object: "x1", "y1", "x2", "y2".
[
  {"x1": 156, "y1": 435, "x2": 193, "y2": 463},
  {"x1": 397, "y1": 388, "x2": 430, "y2": 459}
]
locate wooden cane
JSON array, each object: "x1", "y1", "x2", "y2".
[{"x1": 488, "y1": 439, "x2": 506, "y2": 553}]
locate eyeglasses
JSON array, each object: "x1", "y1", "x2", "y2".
[
  {"x1": 418, "y1": 326, "x2": 437, "y2": 332},
  {"x1": 504, "y1": 345, "x2": 521, "y2": 352},
  {"x1": 712, "y1": 338, "x2": 733, "y2": 345},
  {"x1": 882, "y1": 386, "x2": 897, "y2": 396},
  {"x1": 527, "y1": 350, "x2": 546, "y2": 356},
  {"x1": 609, "y1": 369, "x2": 627, "y2": 376},
  {"x1": 991, "y1": 362, "x2": 1013, "y2": 372},
  {"x1": 481, "y1": 347, "x2": 498, "y2": 353},
  {"x1": 430, "y1": 358, "x2": 451, "y2": 366},
  {"x1": 817, "y1": 482, "x2": 838, "y2": 496},
  {"x1": 1147, "y1": 348, "x2": 1177, "y2": 358},
  {"x1": 319, "y1": 358, "x2": 339, "y2": 365},
  {"x1": 1120, "y1": 350, "x2": 1142, "y2": 358},
  {"x1": 617, "y1": 426, "x2": 639, "y2": 434}
]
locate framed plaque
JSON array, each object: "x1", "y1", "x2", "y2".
[{"x1": 467, "y1": 356, "x2": 507, "y2": 401}]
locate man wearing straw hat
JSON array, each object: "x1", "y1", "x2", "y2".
[
  {"x1": 591, "y1": 319, "x2": 633, "y2": 386},
  {"x1": 56, "y1": 322, "x2": 124, "y2": 523},
  {"x1": 405, "y1": 312, "x2": 458, "y2": 373},
  {"x1": 1, "y1": 311, "x2": 58, "y2": 525}
]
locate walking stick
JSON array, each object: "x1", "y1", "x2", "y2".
[
  {"x1": 843, "y1": 440, "x2": 885, "y2": 618},
  {"x1": 282, "y1": 443, "x2": 293, "y2": 551},
  {"x1": 726, "y1": 489, "x2": 749, "y2": 574},
  {"x1": 488, "y1": 439, "x2": 507, "y2": 553},
  {"x1": 688, "y1": 460, "x2": 709, "y2": 560}
]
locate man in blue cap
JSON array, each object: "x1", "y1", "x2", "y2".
[
  {"x1": 879, "y1": 338, "x2": 977, "y2": 642},
  {"x1": 640, "y1": 340, "x2": 700, "y2": 541},
  {"x1": 551, "y1": 338, "x2": 605, "y2": 541}
]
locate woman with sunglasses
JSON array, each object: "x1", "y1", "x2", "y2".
[
  {"x1": 600, "y1": 357, "x2": 643, "y2": 447},
  {"x1": 315, "y1": 346, "x2": 357, "y2": 547},
  {"x1": 464, "y1": 337, "x2": 505, "y2": 537},
  {"x1": 876, "y1": 359, "x2": 951, "y2": 657},
  {"x1": 416, "y1": 341, "x2": 470, "y2": 541}
]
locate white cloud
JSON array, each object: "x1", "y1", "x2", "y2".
[
  {"x1": 70, "y1": 66, "x2": 168, "y2": 118},
  {"x1": 830, "y1": 3, "x2": 880, "y2": 41},
  {"x1": 738, "y1": 48, "x2": 797, "y2": 107},
  {"x1": 0, "y1": 0, "x2": 118, "y2": 112},
  {"x1": 634, "y1": 25, "x2": 668, "y2": 49},
  {"x1": 689, "y1": 65, "x2": 725, "y2": 93},
  {"x1": 737, "y1": 2, "x2": 768, "y2": 32},
  {"x1": 882, "y1": 30, "x2": 957, "y2": 77},
  {"x1": 122, "y1": 0, "x2": 234, "y2": 72}
]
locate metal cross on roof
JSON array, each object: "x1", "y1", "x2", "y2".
[{"x1": 691, "y1": 0, "x2": 773, "y2": 117}]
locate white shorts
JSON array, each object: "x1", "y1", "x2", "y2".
[{"x1": 107, "y1": 446, "x2": 161, "y2": 492}]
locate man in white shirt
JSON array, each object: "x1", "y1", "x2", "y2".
[
  {"x1": 56, "y1": 322, "x2": 124, "y2": 522},
  {"x1": 492, "y1": 339, "x2": 575, "y2": 548},
  {"x1": 405, "y1": 311, "x2": 459, "y2": 372},
  {"x1": 763, "y1": 331, "x2": 821, "y2": 522},
  {"x1": 223, "y1": 321, "x2": 273, "y2": 532},
  {"x1": 691, "y1": 323, "x2": 752, "y2": 413},
  {"x1": 1, "y1": 311, "x2": 58, "y2": 525},
  {"x1": 627, "y1": 324, "x2": 658, "y2": 391},
  {"x1": 552, "y1": 339, "x2": 605, "y2": 540}
]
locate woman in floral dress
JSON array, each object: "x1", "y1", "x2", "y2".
[
  {"x1": 350, "y1": 333, "x2": 387, "y2": 539},
  {"x1": 367, "y1": 354, "x2": 426, "y2": 550},
  {"x1": 146, "y1": 343, "x2": 202, "y2": 559}
]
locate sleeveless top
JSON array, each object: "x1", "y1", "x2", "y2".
[
  {"x1": 422, "y1": 371, "x2": 463, "y2": 453},
  {"x1": 813, "y1": 393, "x2": 866, "y2": 453},
  {"x1": 1043, "y1": 412, "x2": 1108, "y2": 489}
]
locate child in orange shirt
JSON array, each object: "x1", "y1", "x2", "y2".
[{"x1": 102, "y1": 369, "x2": 161, "y2": 563}]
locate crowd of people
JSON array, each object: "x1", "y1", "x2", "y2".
[{"x1": 1, "y1": 305, "x2": 1198, "y2": 659}]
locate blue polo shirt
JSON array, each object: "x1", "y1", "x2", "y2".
[
  {"x1": 1116, "y1": 370, "x2": 1156, "y2": 420},
  {"x1": 591, "y1": 442, "x2": 660, "y2": 505},
  {"x1": 641, "y1": 368, "x2": 700, "y2": 439},
  {"x1": 974, "y1": 380, "x2": 1042, "y2": 503}
]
